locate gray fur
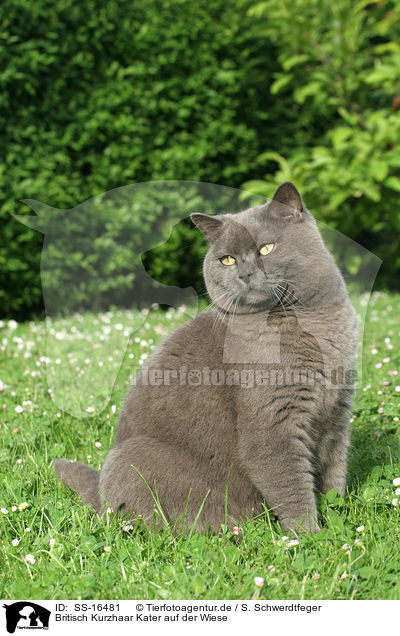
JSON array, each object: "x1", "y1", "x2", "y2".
[{"x1": 54, "y1": 182, "x2": 357, "y2": 534}]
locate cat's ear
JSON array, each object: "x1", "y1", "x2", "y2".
[
  {"x1": 191, "y1": 213, "x2": 224, "y2": 242},
  {"x1": 269, "y1": 182, "x2": 304, "y2": 223}
]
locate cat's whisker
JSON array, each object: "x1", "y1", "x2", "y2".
[
  {"x1": 271, "y1": 286, "x2": 290, "y2": 322},
  {"x1": 205, "y1": 299, "x2": 229, "y2": 319},
  {"x1": 269, "y1": 280, "x2": 305, "y2": 308},
  {"x1": 275, "y1": 278, "x2": 305, "y2": 303},
  {"x1": 219, "y1": 296, "x2": 236, "y2": 326},
  {"x1": 274, "y1": 284, "x2": 301, "y2": 307},
  {"x1": 232, "y1": 297, "x2": 239, "y2": 321},
  {"x1": 276, "y1": 286, "x2": 300, "y2": 314},
  {"x1": 212, "y1": 294, "x2": 234, "y2": 331},
  {"x1": 224, "y1": 296, "x2": 236, "y2": 318},
  {"x1": 204, "y1": 291, "x2": 230, "y2": 313},
  {"x1": 212, "y1": 294, "x2": 236, "y2": 331}
]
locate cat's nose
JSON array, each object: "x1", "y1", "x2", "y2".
[{"x1": 238, "y1": 265, "x2": 255, "y2": 283}]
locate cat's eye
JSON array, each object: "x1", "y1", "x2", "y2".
[
  {"x1": 259, "y1": 243, "x2": 275, "y2": 256},
  {"x1": 220, "y1": 255, "x2": 236, "y2": 266}
]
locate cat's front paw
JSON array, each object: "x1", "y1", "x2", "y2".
[{"x1": 280, "y1": 514, "x2": 321, "y2": 535}]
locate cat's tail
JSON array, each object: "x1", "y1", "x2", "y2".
[{"x1": 53, "y1": 458, "x2": 102, "y2": 513}]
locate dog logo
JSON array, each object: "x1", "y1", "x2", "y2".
[{"x1": 3, "y1": 602, "x2": 50, "y2": 634}]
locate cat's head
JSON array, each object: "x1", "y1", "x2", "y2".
[{"x1": 191, "y1": 182, "x2": 337, "y2": 314}]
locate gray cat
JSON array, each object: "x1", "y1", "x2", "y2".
[{"x1": 54, "y1": 182, "x2": 358, "y2": 534}]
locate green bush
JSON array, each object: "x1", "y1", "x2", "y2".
[
  {"x1": 243, "y1": 0, "x2": 400, "y2": 288},
  {"x1": 0, "y1": 0, "x2": 287, "y2": 318},
  {"x1": 3, "y1": 0, "x2": 399, "y2": 319},
  {"x1": 18, "y1": 183, "x2": 250, "y2": 315}
]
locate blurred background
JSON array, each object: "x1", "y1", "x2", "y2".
[{"x1": 1, "y1": 0, "x2": 399, "y2": 320}]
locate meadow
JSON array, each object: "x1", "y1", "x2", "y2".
[{"x1": 0, "y1": 291, "x2": 399, "y2": 600}]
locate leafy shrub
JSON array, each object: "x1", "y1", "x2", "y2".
[
  {"x1": 17, "y1": 183, "x2": 239, "y2": 315},
  {"x1": 243, "y1": 0, "x2": 400, "y2": 287},
  {"x1": 0, "y1": 0, "x2": 286, "y2": 318}
]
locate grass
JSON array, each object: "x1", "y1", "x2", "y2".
[{"x1": 0, "y1": 291, "x2": 399, "y2": 600}]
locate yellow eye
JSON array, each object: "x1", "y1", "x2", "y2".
[
  {"x1": 220, "y1": 255, "x2": 236, "y2": 266},
  {"x1": 259, "y1": 243, "x2": 275, "y2": 256}
]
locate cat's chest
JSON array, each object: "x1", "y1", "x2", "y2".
[
  {"x1": 220, "y1": 305, "x2": 355, "y2": 371},
  {"x1": 221, "y1": 311, "x2": 319, "y2": 366}
]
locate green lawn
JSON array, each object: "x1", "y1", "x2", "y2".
[{"x1": 0, "y1": 292, "x2": 399, "y2": 600}]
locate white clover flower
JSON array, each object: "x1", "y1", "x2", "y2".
[
  {"x1": 15, "y1": 405, "x2": 24, "y2": 414},
  {"x1": 12, "y1": 539, "x2": 20, "y2": 547},
  {"x1": 393, "y1": 477, "x2": 400, "y2": 487},
  {"x1": 286, "y1": 539, "x2": 299, "y2": 548},
  {"x1": 254, "y1": 577, "x2": 264, "y2": 587},
  {"x1": 1, "y1": 508, "x2": 8, "y2": 515},
  {"x1": 121, "y1": 522, "x2": 134, "y2": 532},
  {"x1": 24, "y1": 554, "x2": 35, "y2": 564},
  {"x1": 392, "y1": 498, "x2": 398, "y2": 507},
  {"x1": 49, "y1": 539, "x2": 55, "y2": 549},
  {"x1": 356, "y1": 525, "x2": 365, "y2": 532}
]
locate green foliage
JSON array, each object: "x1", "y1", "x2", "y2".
[
  {"x1": 17, "y1": 184, "x2": 209, "y2": 316},
  {"x1": 143, "y1": 219, "x2": 209, "y2": 297},
  {"x1": 243, "y1": 0, "x2": 400, "y2": 288},
  {"x1": 3, "y1": 0, "x2": 400, "y2": 318},
  {"x1": 0, "y1": 0, "x2": 284, "y2": 318}
]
